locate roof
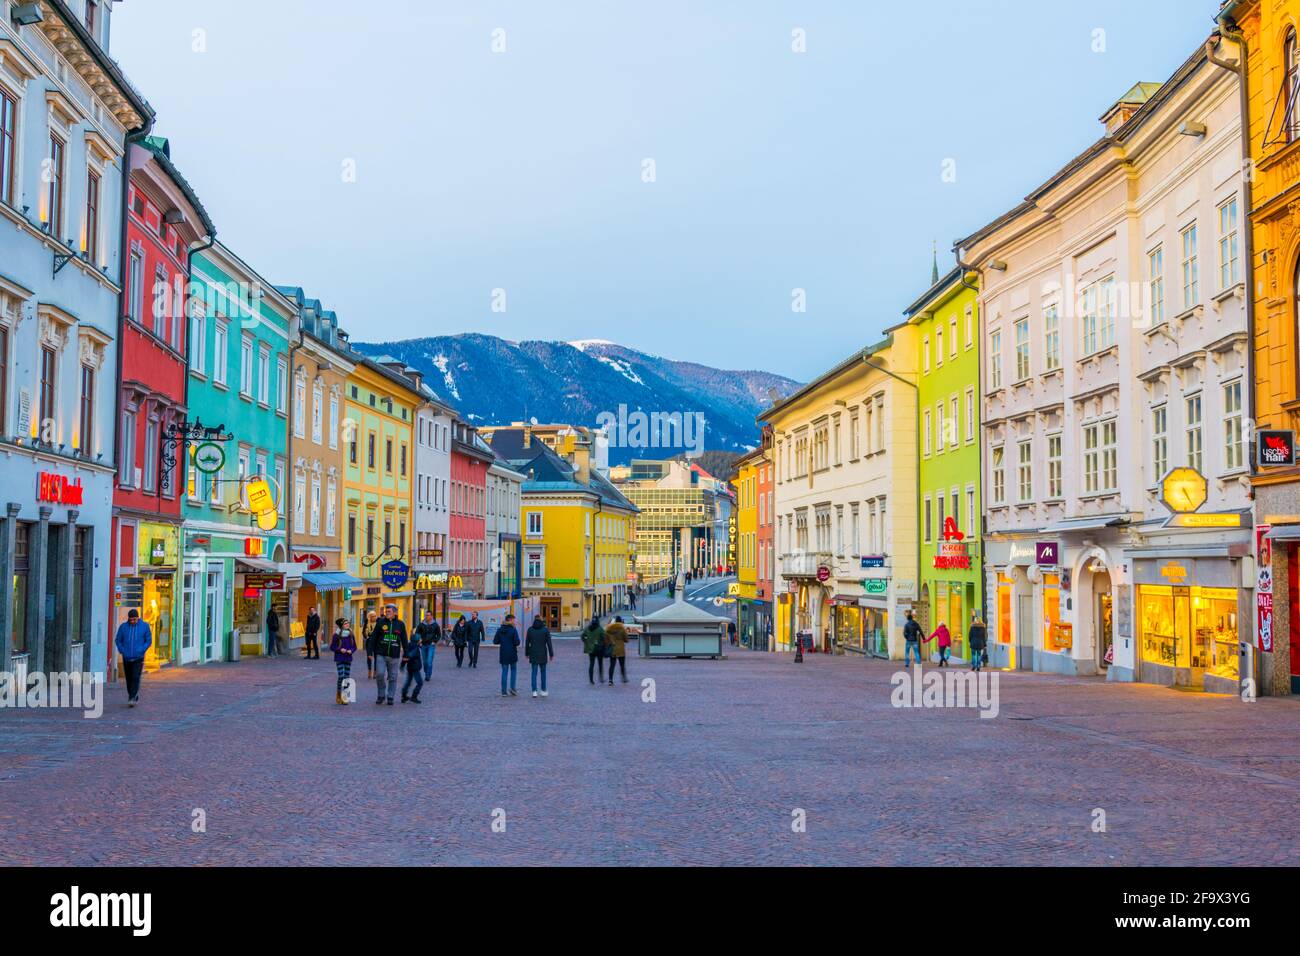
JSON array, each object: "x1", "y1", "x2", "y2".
[
  {"x1": 489, "y1": 427, "x2": 637, "y2": 511},
  {"x1": 757, "y1": 334, "x2": 893, "y2": 423},
  {"x1": 901, "y1": 265, "x2": 966, "y2": 319},
  {"x1": 47, "y1": 0, "x2": 154, "y2": 129},
  {"x1": 635, "y1": 584, "x2": 729, "y2": 626},
  {"x1": 137, "y1": 136, "x2": 216, "y2": 237}
]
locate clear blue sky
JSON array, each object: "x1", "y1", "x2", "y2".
[{"x1": 113, "y1": 0, "x2": 1221, "y2": 381}]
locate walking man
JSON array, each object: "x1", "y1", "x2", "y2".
[
  {"x1": 582, "y1": 615, "x2": 606, "y2": 685},
  {"x1": 265, "y1": 606, "x2": 280, "y2": 658},
  {"x1": 113, "y1": 609, "x2": 152, "y2": 708},
  {"x1": 605, "y1": 615, "x2": 629, "y2": 685},
  {"x1": 372, "y1": 603, "x2": 408, "y2": 705},
  {"x1": 304, "y1": 606, "x2": 321, "y2": 660},
  {"x1": 494, "y1": 613, "x2": 521, "y2": 697},
  {"x1": 451, "y1": 614, "x2": 468, "y2": 667},
  {"x1": 415, "y1": 610, "x2": 440, "y2": 682},
  {"x1": 903, "y1": 610, "x2": 924, "y2": 668},
  {"x1": 525, "y1": 614, "x2": 555, "y2": 698},
  {"x1": 467, "y1": 610, "x2": 485, "y2": 668}
]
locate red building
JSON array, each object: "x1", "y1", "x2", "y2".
[
  {"x1": 449, "y1": 421, "x2": 492, "y2": 598},
  {"x1": 109, "y1": 137, "x2": 214, "y2": 671},
  {"x1": 754, "y1": 424, "x2": 775, "y2": 650}
]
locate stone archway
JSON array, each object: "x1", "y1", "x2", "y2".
[{"x1": 1072, "y1": 546, "x2": 1117, "y2": 672}]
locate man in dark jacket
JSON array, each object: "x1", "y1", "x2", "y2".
[
  {"x1": 113, "y1": 609, "x2": 153, "y2": 707},
  {"x1": 451, "y1": 615, "x2": 468, "y2": 668},
  {"x1": 265, "y1": 607, "x2": 280, "y2": 658},
  {"x1": 466, "y1": 611, "x2": 485, "y2": 668},
  {"x1": 493, "y1": 614, "x2": 521, "y2": 697},
  {"x1": 524, "y1": 615, "x2": 555, "y2": 698},
  {"x1": 371, "y1": 604, "x2": 409, "y2": 705},
  {"x1": 903, "y1": 610, "x2": 924, "y2": 667},
  {"x1": 968, "y1": 612, "x2": 988, "y2": 672},
  {"x1": 414, "y1": 611, "x2": 441, "y2": 681},
  {"x1": 401, "y1": 621, "x2": 424, "y2": 704},
  {"x1": 304, "y1": 607, "x2": 321, "y2": 660}
]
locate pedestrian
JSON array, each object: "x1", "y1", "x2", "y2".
[
  {"x1": 329, "y1": 617, "x2": 357, "y2": 705},
  {"x1": 582, "y1": 615, "x2": 606, "y2": 685},
  {"x1": 415, "y1": 610, "x2": 440, "y2": 682},
  {"x1": 364, "y1": 610, "x2": 378, "y2": 679},
  {"x1": 903, "y1": 610, "x2": 924, "y2": 667},
  {"x1": 451, "y1": 614, "x2": 468, "y2": 668},
  {"x1": 401, "y1": 621, "x2": 424, "y2": 704},
  {"x1": 525, "y1": 614, "x2": 555, "y2": 698},
  {"x1": 467, "y1": 610, "x2": 485, "y2": 668},
  {"x1": 931, "y1": 621, "x2": 952, "y2": 667},
  {"x1": 371, "y1": 603, "x2": 408, "y2": 706},
  {"x1": 304, "y1": 606, "x2": 321, "y2": 660},
  {"x1": 265, "y1": 606, "x2": 280, "y2": 658},
  {"x1": 605, "y1": 615, "x2": 629, "y2": 685},
  {"x1": 727, "y1": 619, "x2": 737, "y2": 646},
  {"x1": 968, "y1": 612, "x2": 988, "y2": 672},
  {"x1": 493, "y1": 613, "x2": 521, "y2": 697},
  {"x1": 113, "y1": 609, "x2": 152, "y2": 708},
  {"x1": 628, "y1": 589, "x2": 637, "y2": 611},
  {"x1": 667, "y1": 578, "x2": 676, "y2": 600}
]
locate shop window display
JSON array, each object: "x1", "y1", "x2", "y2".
[
  {"x1": 1041, "y1": 574, "x2": 1071, "y2": 652},
  {"x1": 1138, "y1": 585, "x2": 1237, "y2": 682}
]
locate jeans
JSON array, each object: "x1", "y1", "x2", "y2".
[
  {"x1": 531, "y1": 662, "x2": 547, "y2": 693},
  {"x1": 402, "y1": 661, "x2": 425, "y2": 699},
  {"x1": 468, "y1": 641, "x2": 479, "y2": 667},
  {"x1": 304, "y1": 633, "x2": 319, "y2": 658},
  {"x1": 500, "y1": 662, "x2": 517, "y2": 694},
  {"x1": 588, "y1": 652, "x2": 604, "y2": 683},
  {"x1": 938, "y1": 645, "x2": 950, "y2": 665},
  {"x1": 266, "y1": 631, "x2": 278, "y2": 657},
  {"x1": 375, "y1": 655, "x2": 400, "y2": 700},
  {"x1": 420, "y1": 644, "x2": 435, "y2": 680},
  {"x1": 608, "y1": 656, "x2": 627, "y2": 682},
  {"x1": 904, "y1": 640, "x2": 922, "y2": 666},
  {"x1": 454, "y1": 645, "x2": 465, "y2": 667},
  {"x1": 971, "y1": 649, "x2": 984, "y2": 671},
  {"x1": 122, "y1": 658, "x2": 144, "y2": 700}
]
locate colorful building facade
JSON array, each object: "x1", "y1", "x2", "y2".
[
  {"x1": 733, "y1": 447, "x2": 759, "y2": 644},
  {"x1": 753, "y1": 426, "x2": 775, "y2": 650}
]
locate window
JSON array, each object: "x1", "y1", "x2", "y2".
[
  {"x1": 257, "y1": 348, "x2": 270, "y2": 404},
  {"x1": 1186, "y1": 394, "x2": 1203, "y2": 474},
  {"x1": 989, "y1": 329, "x2": 1002, "y2": 389},
  {"x1": 922, "y1": 336, "x2": 930, "y2": 374},
  {"x1": 47, "y1": 134, "x2": 65, "y2": 237},
  {"x1": 936, "y1": 326, "x2": 944, "y2": 366},
  {"x1": 527, "y1": 511, "x2": 543, "y2": 537},
  {"x1": 142, "y1": 419, "x2": 158, "y2": 492},
  {"x1": 78, "y1": 363, "x2": 94, "y2": 454},
  {"x1": 935, "y1": 403, "x2": 945, "y2": 453},
  {"x1": 239, "y1": 336, "x2": 253, "y2": 396},
  {"x1": 326, "y1": 478, "x2": 337, "y2": 536},
  {"x1": 923, "y1": 408, "x2": 932, "y2": 456},
  {"x1": 991, "y1": 445, "x2": 1005, "y2": 504},
  {"x1": 964, "y1": 305, "x2": 974, "y2": 349},
  {"x1": 85, "y1": 169, "x2": 100, "y2": 263},
  {"x1": 1017, "y1": 440, "x2": 1033, "y2": 501},
  {"x1": 274, "y1": 459, "x2": 285, "y2": 518},
  {"x1": 85, "y1": 0, "x2": 98, "y2": 34},
  {"x1": 1180, "y1": 223, "x2": 1199, "y2": 309},
  {"x1": 385, "y1": 437, "x2": 393, "y2": 473},
  {"x1": 276, "y1": 359, "x2": 288, "y2": 413},
  {"x1": 1043, "y1": 303, "x2": 1060, "y2": 370},
  {"x1": 1014, "y1": 316, "x2": 1030, "y2": 380},
  {"x1": 366, "y1": 517, "x2": 375, "y2": 555},
  {"x1": 1148, "y1": 246, "x2": 1165, "y2": 326},
  {"x1": 966, "y1": 486, "x2": 976, "y2": 536},
  {"x1": 1151, "y1": 406, "x2": 1168, "y2": 481},
  {"x1": 126, "y1": 249, "x2": 144, "y2": 324},
  {"x1": 213, "y1": 322, "x2": 228, "y2": 385},
  {"x1": 1048, "y1": 436, "x2": 1063, "y2": 499},
  {"x1": 400, "y1": 443, "x2": 407, "y2": 476},
  {"x1": 0, "y1": 325, "x2": 8, "y2": 435},
  {"x1": 328, "y1": 394, "x2": 339, "y2": 449},
  {"x1": 367, "y1": 432, "x2": 375, "y2": 470},
  {"x1": 190, "y1": 309, "x2": 206, "y2": 374},
  {"x1": 1081, "y1": 278, "x2": 1116, "y2": 354},
  {"x1": 119, "y1": 410, "x2": 136, "y2": 486},
  {"x1": 38, "y1": 345, "x2": 56, "y2": 429},
  {"x1": 949, "y1": 316, "x2": 958, "y2": 358},
  {"x1": 849, "y1": 410, "x2": 859, "y2": 459},
  {"x1": 1083, "y1": 420, "x2": 1118, "y2": 494},
  {"x1": 1287, "y1": 28, "x2": 1300, "y2": 143},
  {"x1": 0, "y1": 89, "x2": 15, "y2": 206},
  {"x1": 152, "y1": 264, "x2": 168, "y2": 341},
  {"x1": 1224, "y1": 381, "x2": 1244, "y2": 471},
  {"x1": 923, "y1": 495, "x2": 932, "y2": 543},
  {"x1": 311, "y1": 382, "x2": 323, "y2": 443},
  {"x1": 949, "y1": 396, "x2": 959, "y2": 447},
  {"x1": 964, "y1": 387, "x2": 975, "y2": 442},
  {"x1": 310, "y1": 476, "x2": 321, "y2": 536},
  {"x1": 293, "y1": 378, "x2": 306, "y2": 437},
  {"x1": 1218, "y1": 197, "x2": 1240, "y2": 289}
]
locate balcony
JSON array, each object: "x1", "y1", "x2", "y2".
[{"x1": 781, "y1": 551, "x2": 833, "y2": 578}]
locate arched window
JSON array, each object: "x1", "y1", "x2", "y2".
[{"x1": 1286, "y1": 28, "x2": 1299, "y2": 142}]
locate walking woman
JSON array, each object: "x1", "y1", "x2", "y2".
[
  {"x1": 452, "y1": 614, "x2": 468, "y2": 668},
  {"x1": 605, "y1": 615, "x2": 629, "y2": 685},
  {"x1": 330, "y1": 618, "x2": 357, "y2": 705},
  {"x1": 494, "y1": 614, "x2": 521, "y2": 697},
  {"x1": 581, "y1": 615, "x2": 606, "y2": 685},
  {"x1": 968, "y1": 612, "x2": 987, "y2": 672},
  {"x1": 930, "y1": 621, "x2": 952, "y2": 667},
  {"x1": 363, "y1": 610, "x2": 379, "y2": 679},
  {"x1": 525, "y1": 614, "x2": 555, "y2": 698}
]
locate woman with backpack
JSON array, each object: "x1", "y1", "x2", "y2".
[
  {"x1": 329, "y1": 618, "x2": 357, "y2": 705},
  {"x1": 968, "y1": 612, "x2": 987, "y2": 672},
  {"x1": 581, "y1": 615, "x2": 606, "y2": 685}
]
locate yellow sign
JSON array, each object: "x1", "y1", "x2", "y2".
[
  {"x1": 727, "y1": 582, "x2": 739, "y2": 596},
  {"x1": 1165, "y1": 512, "x2": 1242, "y2": 529},
  {"x1": 246, "y1": 478, "x2": 275, "y2": 514},
  {"x1": 1160, "y1": 562, "x2": 1189, "y2": 584},
  {"x1": 1160, "y1": 467, "x2": 1207, "y2": 514},
  {"x1": 255, "y1": 509, "x2": 279, "y2": 531}
]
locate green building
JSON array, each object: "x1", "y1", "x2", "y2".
[
  {"x1": 180, "y1": 242, "x2": 296, "y2": 661},
  {"x1": 903, "y1": 264, "x2": 982, "y2": 662}
]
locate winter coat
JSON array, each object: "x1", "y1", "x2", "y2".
[
  {"x1": 451, "y1": 619, "x2": 468, "y2": 647},
  {"x1": 524, "y1": 621, "x2": 554, "y2": 665},
  {"x1": 372, "y1": 618, "x2": 409, "y2": 659},
  {"x1": 493, "y1": 624, "x2": 521, "y2": 665},
  {"x1": 305, "y1": 613, "x2": 321, "y2": 638},
  {"x1": 266, "y1": 609, "x2": 280, "y2": 634},
  {"x1": 931, "y1": 623, "x2": 952, "y2": 648},
  {"x1": 967, "y1": 623, "x2": 988, "y2": 651},
  {"x1": 330, "y1": 629, "x2": 357, "y2": 664},
  {"x1": 114, "y1": 619, "x2": 153, "y2": 662},
  {"x1": 604, "y1": 620, "x2": 628, "y2": 658},
  {"x1": 467, "y1": 618, "x2": 485, "y2": 645},
  {"x1": 415, "y1": 620, "x2": 441, "y2": 646},
  {"x1": 903, "y1": 618, "x2": 923, "y2": 643},
  {"x1": 581, "y1": 622, "x2": 606, "y2": 655}
]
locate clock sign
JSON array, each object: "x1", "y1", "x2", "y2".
[{"x1": 1160, "y1": 467, "x2": 1207, "y2": 515}]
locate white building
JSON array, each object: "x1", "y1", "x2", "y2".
[
  {"x1": 958, "y1": 39, "x2": 1251, "y2": 692},
  {"x1": 412, "y1": 384, "x2": 453, "y2": 622}
]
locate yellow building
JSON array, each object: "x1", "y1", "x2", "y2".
[
  {"x1": 342, "y1": 356, "x2": 420, "y2": 627},
  {"x1": 733, "y1": 448, "x2": 760, "y2": 640},
  {"x1": 482, "y1": 426, "x2": 637, "y2": 630}
]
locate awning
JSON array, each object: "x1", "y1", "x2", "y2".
[
  {"x1": 302, "y1": 571, "x2": 364, "y2": 592},
  {"x1": 1265, "y1": 524, "x2": 1300, "y2": 541},
  {"x1": 1041, "y1": 515, "x2": 1128, "y2": 534},
  {"x1": 236, "y1": 557, "x2": 278, "y2": 573}
]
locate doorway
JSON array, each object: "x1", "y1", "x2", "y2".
[
  {"x1": 541, "y1": 598, "x2": 561, "y2": 630},
  {"x1": 1016, "y1": 593, "x2": 1034, "y2": 670},
  {"x1": 1097, "y1": 591, "x2": 1114, "y2": 670}
]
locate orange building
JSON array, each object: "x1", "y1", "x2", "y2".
[{"x1": 1221, "y1": 0, "x2": 1300, "y2": 694}]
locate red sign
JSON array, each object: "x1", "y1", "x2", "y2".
[
  {"x1": 941, "y1": 517, "x2": 964, "y2": 541},
  {"x1": 934, "y1": 539, "x2": 971, "y2": 570},
  {"x1": 1257, "y1": 592, "x2": 1274, "y2": 653},
  {"x1": 816, "y1": 565, "x2": 831, "y2": 582},
  {"x1": 244, "y1": 572, "x2": 284, "y2": 591},
  {"x1": 293, "y1": 552, "x2": 326, "y2": 571},
  {"x1": 37, "y1": 472, "x2": 83, "y2": 506}
]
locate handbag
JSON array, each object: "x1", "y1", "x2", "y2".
[{"x1": 981, "y1": 649, "x2": 989, "y2": 665}]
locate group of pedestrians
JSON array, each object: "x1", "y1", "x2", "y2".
[
  {"x1": 492, "y1": 614, "x2": 558, "y2": 698},
  {"x1": 450, "y1": 612, "x2": 486, "y2": 668},
  {"x1": 580, "y1": 615, "x2": 630, "y2": 685},
  {"x1": 902, "y1": 609, "x2": 988, "y2": 671}
]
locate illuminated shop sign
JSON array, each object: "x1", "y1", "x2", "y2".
[{"x1": 37, "y1": 472, "x2": 83, "y2": 506}]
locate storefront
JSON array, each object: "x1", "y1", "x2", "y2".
[
  {"x1": 1132, "y1": 555, "x2": 1246, "y2": 695},
  {"x1": 234, "y1": 557, "x2": 300, "y2": 655},
  {"x1": 831, "y1": 597, "x2": 862, "y2": 653},
  {"x1": 300, "y1": 570, "x2": 363, "y2": 633},
  {"x1": 922, "y1": 531, "x2": 981, "y2": 662},
  {"x1": 113, "y1": 519, "x2": 182, "y2": 669},
  {"x1": 412, "y1": 570, "x2": 450, "y2": 627}
]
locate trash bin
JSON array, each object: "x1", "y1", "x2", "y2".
[{"x1": 226, "y1": 629, "x2": 241, "y2": 662}]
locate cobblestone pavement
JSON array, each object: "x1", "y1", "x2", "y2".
[{"x1": 2, "y1": 632, "x2": 1299, "y2": 866}]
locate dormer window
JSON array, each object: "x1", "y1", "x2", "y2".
[{"x1": 85, "y1": 1, "x2": 98, "y2": 37}]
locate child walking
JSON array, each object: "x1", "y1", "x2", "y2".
[
  {"x1": 930, "y1": 622, "x2": 952, "y2": 667},
  {"x1": 330, "y1": 618, "x2": 357, "y2": 705}
]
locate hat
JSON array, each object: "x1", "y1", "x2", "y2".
[
  {"x1": 335, "y1": 618, "x2": 349, "y2": 628},
  {"x1": 127, "y1": 609, "x2": 139, "y2": 619}
]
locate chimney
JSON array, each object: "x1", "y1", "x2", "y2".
[
  {"x1": 573, "y1": 445, "x2": 590, "y2": 484},
  {"x1": 523, "y1": 425, "x2": 532, "y2": 449},
  {"x1": 1100, "y1": 82, "x2": 1160, "y2": 135}
]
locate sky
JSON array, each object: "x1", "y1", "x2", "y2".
[{"x1": 112, "y1": 0, "x2": 1221, "y2": 381}]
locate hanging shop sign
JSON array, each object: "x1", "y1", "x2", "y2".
[
  {"x1": 860, "y1": 555, "x2": 885, "y2": 569},
  {"x1": 1163, "y1": 512, "x2": 1243, "y2": 529},
  {"x1": 1256, "y1": 524, "x2": 1274, "y2": 653},
  {"x1": 193, "y1": 441, "x2": 226, "y2": 474},
  {"x1": 934, "y1": 540, "x2": 971, "y2": 570},
  {"x1": 36, "y1": 471, "x2": 83, "y2": 506},
  {"x1": 414, "y1": 571, "x2": 448, "y2": 590},
  {"x1": 816, "y1": 565, "x2": 831, "y2": 582},
  {"x1": 380, "y1": 560, "x2": 410, "y2": 589},
  {"x1": 1160, "y1": 467, "x2": 1208, "y2": 514},
  {"x1": 244, "y1": 572, "x2": 285, "y2": 591},
  {"x1": 862, "y1": 578, "x2": 888, "y2": 596},
  {"x1": 1034, "y1": 541, "x2": 1059, "y2": 566},
  {"x1": 148, "y1": 538, "x2": 167, "y2": 565},
  {"x1": 1257, "y1": 430, "x2": 1296, "y2": 468}
]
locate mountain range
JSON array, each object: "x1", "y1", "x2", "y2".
[{"x1": 350, "y1": 334, "x2": 801, "y2": 466}]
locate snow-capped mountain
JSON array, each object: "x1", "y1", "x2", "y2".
[{"x1": 351, "y1": 334, "x2": 801, "y2": 465}]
